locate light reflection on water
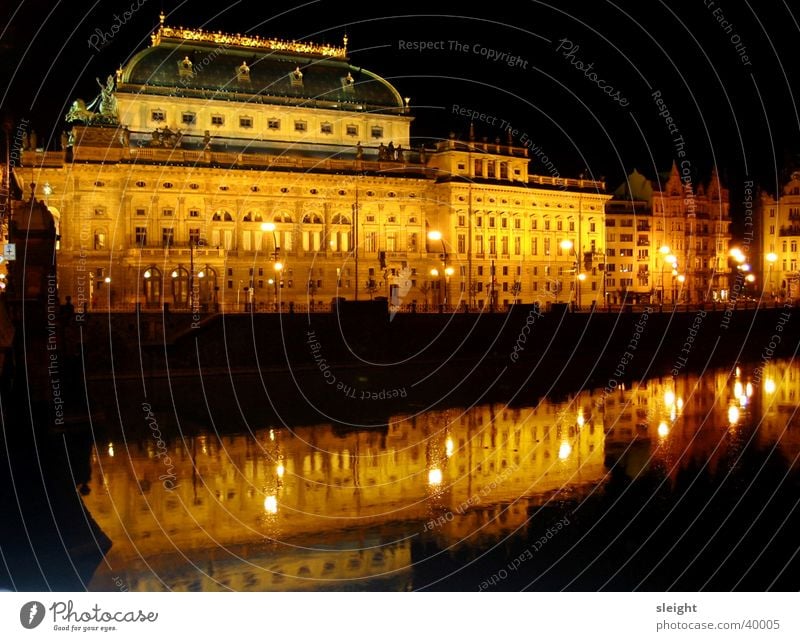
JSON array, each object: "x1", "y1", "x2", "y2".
[{"x1": 84, "y1": 361, "x2": 799, "y2": 591}]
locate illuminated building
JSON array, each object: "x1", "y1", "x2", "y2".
[
  {"x1": 606, "y1": 166, "x2": 732, "y2": 304},
  {"x1": 16, "y1": 14, "x2": 609, "y2": 312},
  {"x1": 760, "y1": 171, "x2": 800, "y2": 299}
]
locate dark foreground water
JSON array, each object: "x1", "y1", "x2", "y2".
[{"x1": 3, "y1": 359, "x2": 800, "y2": 591}]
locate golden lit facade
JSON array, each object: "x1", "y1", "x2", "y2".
[
  {"x1": 606, "y1": 166, "x2": 732, "y2": 304},
  {"x1": 760, "y1": 171, "x2": 800, "y2": 299},
  {"x1": 17, "y1": 17, "x2": 609, "y2": 312}
]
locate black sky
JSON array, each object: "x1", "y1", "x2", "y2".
[{"x1": 2, "y1": 0, "x2": 800, "y2": 227}]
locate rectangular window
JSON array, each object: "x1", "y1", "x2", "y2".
[
  {"x1": 531, "y1": 238, "x2": 538, "y2": 255},
  {"x1": 189, "y1": 209, "x2": 200, "y2": 218},
  {"x1": 268, "y1": 119, "x2": 281, "y2": 130},
  {"x1": 458, "y1": 215, "x2": 466, "y2": 227},
  {"x1": 346, "y1": 124, "x2": 358, "y2": 136},
  {"x1": 590, "y1": 222, "x2": 596, "y2": 232},
  {"x1": 294, "y1": 121, "x2": 307, "y2": 132},
  {"x1": 189, "y1": 228, "x2": 201, "y2": 244},
  {"x1": 371, "y1": 125, "x2": 384, "y2": 139},
  {"x1": 239, "y1": 116, "x2": 253, "y2": 128},
  {"x1": 514, "y1": 237, "x2": 521, "y2": 255},
  {"x1": 151, "y1": 110, "x2": 166, "y2": 122},
  {"x1": 181, "y1": 112, "x2": 196, "y2": 126},
  {"x1": 211, "y1": 115, "x2": 224, "y2": 126},
  {"x1": 320, "y1": 122, "x2": 333, "y2": 134},
  {"x1": 135, "y1": 227, "x2": 147, "y2": 246},
  {"x1": 94, "y1": 232, "x2": 106, "y2": 250},
  {"x1": 457, "y1": 234, "x2": 466, "y2": 253},
  {"x1": 162, "y1": 208, "x2": 173, "y2": 217},
  {"x1": 162, "y1": 228, "x2": 174, "y2": 247},
  {"x1": 135, "y1": 208, "x2": 146, "y2": 217}
]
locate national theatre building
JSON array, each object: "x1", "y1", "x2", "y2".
[{"x1": 17, "y1": 15, "x2": 612, "y2": 312}]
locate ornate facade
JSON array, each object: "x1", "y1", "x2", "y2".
[
  {"x1": 606, "y1": 166, "x2": 732, "y2": 304},
  {"x1": 760, "y1": 171, "x2": 800, "y2": 299},
  {"x1": 16, "y1": 15, "x2": 610, "y2": 312}
]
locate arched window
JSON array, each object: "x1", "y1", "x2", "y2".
[{"x1": 329, "y1": 214, "x2": 352, "y2": 252}]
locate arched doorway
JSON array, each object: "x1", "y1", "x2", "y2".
[
  {"x1": 170, "y1": 266, "x2": 190, "y2": 308},
  {"x1": 198, "y1": 266, "x2": 218, "y2": 311},
  {"x1": 143, "y1": 267, "x2": 162, "y2": 308}
]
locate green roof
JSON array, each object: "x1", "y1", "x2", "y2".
[{"x1": 119, "y1": 38, "x2": 405, "y2": 113}]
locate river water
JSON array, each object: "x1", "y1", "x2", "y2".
[{"x1": 79, "y1": 359, "x2": 800, "y2": 591}]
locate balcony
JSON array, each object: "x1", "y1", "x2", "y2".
[{"x1": 779, "y1": 225, "x2": 800, "y2": 237}]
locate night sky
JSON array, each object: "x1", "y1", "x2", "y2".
[{"x1": 2, "y1": 0, "x2": 800, "y2": 230}]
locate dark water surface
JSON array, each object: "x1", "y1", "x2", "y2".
[{"x1": 4, "y1": 359, "x2": 800, "y2": 591}]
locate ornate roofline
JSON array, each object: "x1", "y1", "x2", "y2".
[{"x1": 150, "y1": 11, "x2": 348, "y2": 59}]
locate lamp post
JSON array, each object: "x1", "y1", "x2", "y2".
[
  {"x1": 559, "y1": 239, "x2": 582, "y2": 308},
  {"x1": 658, "y1": 245, "x2": 670, "y2": 304},
  {"x1": 427, "y1": 230, "x2": 453, "y2": 310},
  {"x1": 766, "y1": 252, "x2": 777, "y2": 299},
  {"x1": 261, "y1": 222, "x2": 281, "y2": 311}
]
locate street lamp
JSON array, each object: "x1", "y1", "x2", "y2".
[
  {"x1": 766, "y1": 252, "x2": 777, "y2": 298},
  {"x1": 428, "y1": 230, "x2": 452, "y2": 309},
  {"x1": 559, "y1": 239, "x2": 573, "y2": 305},
  {"x1": 658, "y1": 245, "x2": 671, "y2": 304},
  {"x1": 262, "y1": 222, "x2": 281, "y2": 311}
]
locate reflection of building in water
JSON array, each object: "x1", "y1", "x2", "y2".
[
  {"x1": 84, "y1": 399, "x2": 607, "y2": 591},
  {"x1": 83, "y1": 363, "x2": 797, "y2": 590},
  {"x1": 600, "y1": 368, "x2": 752, "y2": 478},
  {"x1": 755, "y1": 362, "x2": 800, "y2": 464}
]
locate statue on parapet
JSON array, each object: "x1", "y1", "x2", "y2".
[{"x1": 66, "y1": 74, "x2": 119, "y2": 125}]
